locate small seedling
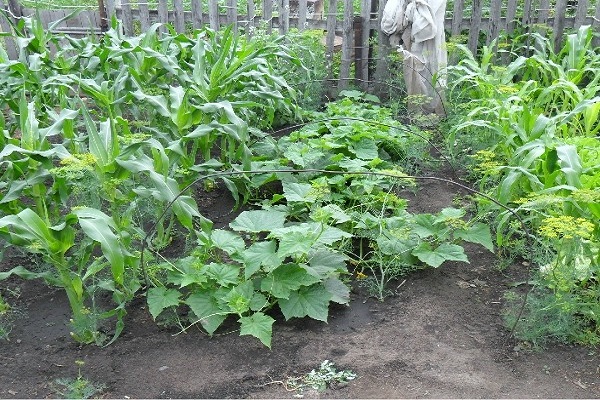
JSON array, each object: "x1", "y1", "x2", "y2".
[
  {"x1": 284, "y1": 360, "x2": 357, "y2": 397},
  {"x1": 53, "y1": 360, "x2": 106, "y2": 399}
]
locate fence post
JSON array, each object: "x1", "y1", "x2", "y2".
[
  {"x1": 487, "y1": 0, "x2": 502, "y2": 46},
  {"x1": 263, "y1": 0, "x2": 273, "y2": 33},
  {"x1": 451, "y1": 0, "x2": 464, "y2": 36},
  {"x1": 191, "y1": 0, "x2": 202, "y2": 29},
  {"x1": 373, "y1": 0, "x2": 390, "y2": 96},
  {"x1": 325, "y1": 0, "x2": 338, "y2": 90},
  {"x1": 278, "y1": 0, "x2": 289, "y2": 35},
  {"x1": 0, "y1": 0, "x2": 18, "y2": 59},
  {"x1": 357, "y1": 0, "x2": 371, "y2": 91},
  {"x1": 538, "y1": 0, "x2": 550, "y2": 24},
  {"x1": 139, "y1": 2, "x2": 150, "y2": 32},
  {"x1": 246, "y1": 0, "x2": 255, "y2": 37},
  {"x1": 467, "y1": 0, "x2": 482, "y2": 54},
  {"x1": 121, "y1": 0, "x2": 133, "y2": 35},
  {"x1": 227, "y1": 0, "x2": 237, "y2": 32},
  {"x1": 158, "y1": 0, "x2": 168, "y2": 33},
  {"x1": 505, "y1": 0, "x2": 518, "y2": 34},
  {"x1": 574, "y1": 0, "x2": 589, "y2": 28},
  {"x1": 594, "y1": 3, "x2": 600, "y2": 47},
  {"x1": 553, "y1": 0, "x2": 568, "y2": 53},
  {"x1": 338, "y1": 0, "x2": 353, "y2": 91},
  {"x1": 298, "y1": 0, "x2": 307, "y2": 31},
  {"x1": 174, "y1": 0, "x2": 185, "y2": 33},
  {"x1": 207, "y1": 0, "x2": 219, "y2": 30}
]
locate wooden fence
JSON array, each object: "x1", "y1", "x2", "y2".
[{"x1": 1, "y1": 0, "x2": 600, "y2": 90}]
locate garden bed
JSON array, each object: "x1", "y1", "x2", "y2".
[{"x1": 1, "y1": 168, "x2": 598, "y2": 398}]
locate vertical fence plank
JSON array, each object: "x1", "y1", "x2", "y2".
[
  {"x1": 325, "y1": 0, "x2": 338, "y2": 83},
  {"x1": 246, "y1": 0, "x2": 255, "y2": 36},
  {"x1": 574, "y1": 0, "x2": 589, "y2": 28},
  {"x1": 468, "y1": 0, "x2": 483, "y2": 54},
  {"x1": 173, "y1": 0, "x2": 184, "y2": 33},
  {"x1": 298, "y1": 0, "x2": 307, "y2": 31},
  {"x1": 208, "y1": 0, "x2": 219, "y2": 30},
  {"x1": 522, "y1": 0, "x2": 533, "y2": 25},
  {"x1": 451, "y1": 0, "x2": 464, "y2": 36},
  {"x1": 264, "y1": 0, "x2": 273, "y2": 33},
  {"x1": 505, "y1": 0, "x2": 518, "y2": 34},
  {"x1": 158, "y1": 0, "x2": 168, "y2": 33},
  {"x1": 139, "y1": 2, "x2": 150, "y2": 32},
  {"x1": 593, "y1": 2, "x2": 600, "y2": 47},
  {"x1": 280, "y1": 0, "x2": 290, "y2": 35},
  {"x1": 191, "y1": 0, "x2": 203, "y2": 29},
  {"x1": 554, "y1": 0, "x2": 568, "y2": 52},
  {"x1": 227, "y1": 0, "x2": 237, "y2": 31},
  {"x1": 538, "y1": 0, "x2": 550, "y2": 24},
  {"x1": 0, "y1": 0, "x2": 17, "y2": 59},
  {"x1": 338, "y1": 0, "x2": 353, "y2": 91},
  {"x1": 105, "y1": 0, "x2": 116, "y2": 23},
  {"x1": 358, "y1": 0, "x2": 371, "y2": 89},
  {"x1": 121, "y1": 0, "x2": 133, "y2": 35},
  {"x1": 374, "y1": 0, "x2": 390, "y2": 93},
  {"x1": 487, "y1": 0, "x2": 502, "y2": 45}
]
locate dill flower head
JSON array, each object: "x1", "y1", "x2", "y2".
[
  {"x1": 571, "y1": 189, "x2": 600, "y2": 204},
  {"x1": 470, "y1": 150, "x2": 502, "y2": 175},
  {"x1": 538, "y1": 216, "x2": 595, "y2": 240},
  {"x1": 50, "y1": 153, "x2": 97, "y2": 180}
]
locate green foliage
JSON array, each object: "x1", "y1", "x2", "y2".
[
  {"x1": 285, "y1": 360, "x2": 357, "y2": 395},
  {"x1": 447, "y1": 26, "x2": 600, "y2": 345},
  {"x1": 147, "y1": 209, "x2": 350, "y2": 348},
  {"x1": 53, "y1": 361, "x2": 105, "y2": 399}
]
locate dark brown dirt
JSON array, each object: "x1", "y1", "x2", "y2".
[{"x1": 1, "y1": 169, "x2": 599, "y2": 399}]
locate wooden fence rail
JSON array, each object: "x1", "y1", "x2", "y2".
[{"x1": 1, "y1": 0, "x2": 600, "y2": 90}]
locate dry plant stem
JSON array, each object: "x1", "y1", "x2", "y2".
[{"x1": 139, "y1": 169, "x2": 537, "y2": 342}]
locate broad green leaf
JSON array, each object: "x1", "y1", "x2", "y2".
[
  {"x1": 206, "y1": 263, "x2": 240, "y2": 286},
  {"x1": 351, "y1": 138, "x2": 379, "y2": 160},
  {"x1": 239, "y1": 312, "x2": 275, "y2": 348},
  {"x1": 82, "y1": 104, "x2": 108, "y2": 167},
  {"x1": 324, "y1": 277, "x2": 350, "y2": 304},
  {"x1": 0, "y1": 265, "x2": 60, "y2": 286},
  {"x1": 261, "y1": 264, "x2": 320, "y2": 299},
  {"x1": 166, "y1": 257, "x2": 208, "y2": 288},
  {"x1": 412, "y1": 242, "x2": 469, "y2": 268},
  {"x1": 250, "y1": 292, "x2": 269, "y2": 311},
  {"x1": 454, "y1": 223, "x2": 494, "y2": 251},
  {"x1": 315, "y1": 225, "x2": 353, "y2": 245},
  {"x1": 274, "y1": 230, "x2": 318, "y2": 258},
  {"x1": 147, "y1": 287, "x2": 181, "y2": 319},
  {"x1": 186, "y1": 291, "x2": 228, "y2": 335},
  {"x1": 224, "y1": 281, "x2": 254, "y2": 314},
  {"x1": 241, "y1": 240, "x2": 281, "y2": 278},
  {"x1": 311, "y1": 204, "x2": 352, "y2": 224},
  {"x1": 557, "y1": 144, "x2": 582, "y2": 188},
  {"x1": 282, "y1": 181, "x2": 314, "y2": 202},
  {"x1": 229, "y1": 210, "x2": 286, "y2": 232},
  {"x1": 148, "y1": 171, "x2": 200, "y2": 230},
  {"x1": 435, "y1": 208, "x2": 466, "y2": 222},
  {"x1": 305, "y1": 250, "x2": 348, "y2": 278},
  {"x1": 278, "y1": 284, "x2": 332, "y2": 322},
  {"x1": 73, "y1": 207, "x2": 125, "y2": 285},
  {"x1": 211, "y1": 229, "x2": 245, "y2": 255},
  {"x1": 376, "y1": 236, "x2": 415, "y2": 256},
  {"x1": 412, "y1": 214, "x2": 437, "y2": 238}
]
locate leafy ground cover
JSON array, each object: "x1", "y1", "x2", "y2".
[
  {"x1": 0, "y1": 14, "x2": 599, "y2": 399},
  {"x1": 447, "y1": 25, "x2": 600, "y2": 346}
]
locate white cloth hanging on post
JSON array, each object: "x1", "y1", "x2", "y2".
[{"x1": 381, "y1": 0, "x2": 447, "y2": 116}]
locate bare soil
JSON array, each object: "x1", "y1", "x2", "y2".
[{"x1": 1, "y1": 168, "x2": 599, "y2": 399}]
